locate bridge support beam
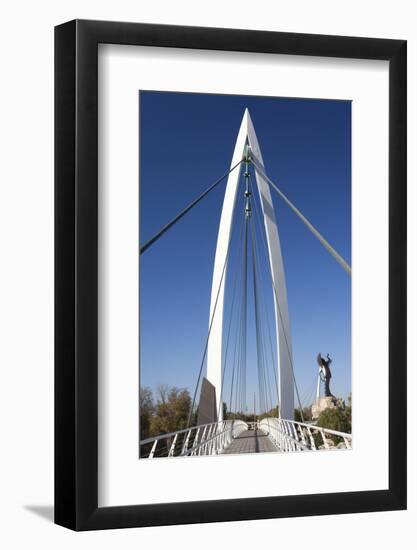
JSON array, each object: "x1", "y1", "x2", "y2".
[{"x1": 206, "y1": 109, "x2": 294, "y2": 421}]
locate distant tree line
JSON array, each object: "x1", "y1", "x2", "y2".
[
  {"x1": 140, "y1": 385, "x2": 193, "y2": 441},
  {"x1": 140, "y1": 386, "x2": 352, "y2": 443}
]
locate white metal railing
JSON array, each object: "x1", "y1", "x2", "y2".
[
  {"x1": 259, "y1": 418, "x2": 352, "y2": 452},
  {"x1": 140, "y1": 420, "x2": 248, "y2": 458}
]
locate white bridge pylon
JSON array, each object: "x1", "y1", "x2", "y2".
[{"x1": 207, "y1": 109, "x2": 294, "y2": 421}]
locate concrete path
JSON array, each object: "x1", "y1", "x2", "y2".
[{"x1": 223, "y1": 429, "x2": 278, "y2": 454}]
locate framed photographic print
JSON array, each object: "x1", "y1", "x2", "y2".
[{"x1": 55, "y1": 20, "x2": 406, "y2": 530}]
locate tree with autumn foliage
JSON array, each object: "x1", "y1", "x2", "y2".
[{"x1": 140, "y1": 384, "x2": 193, "y2": 453}]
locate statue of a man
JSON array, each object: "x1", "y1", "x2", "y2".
[{"x1": 317, "y1": 353, "x2": 334, "y2": 398}]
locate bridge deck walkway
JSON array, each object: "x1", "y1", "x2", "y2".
[{"x1": 223, "y1": 429, "x2": 278, "y2": 454}]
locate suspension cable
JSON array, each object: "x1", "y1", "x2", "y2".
[
  {"x1": 249, "y1": 194, "x2": 280, "y2": 414},
  {"x1": 254, "y1": 230, "x2": 279, "y2": 414},
  {"x1": 250, "y1": 178, "x2": 279, "y2": 413},
  {"x1": 140, "y1": 160, "x2": 244, "y2": 254},
  {"x1": 253, "y1": 213, "x2": 280, "y2": 410},
  {"x1": 216, "y1": 203, "x2": 247, "y2": 420},
  {"x1": 228, "y1": 231, "x2": 248, "y2": 415},
  {"x1": 232, "y1": 210, "x2": 250, "y2": 415},
  {"x1": 228, "y1": 283, "x2": 244, "y2": 415},
  {"x1": 251, "y1": 233, "x2": 266, "y2": 414},
  {"x1": 241, "y1": 216, "x2": 249, "y2": 413},
  {"x1": 186, "y1": 195, "x2": 246, "y2": 428},
  {"x1": 250, "y1": 176, "x2": 305, "y2": 421},
  {"x1": 250, "y1": 155, "x2": 351, "y2": 276}
]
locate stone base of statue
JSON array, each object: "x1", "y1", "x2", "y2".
[{"x1": 311, "y1": 396, "x2": 344, "y2": 420}]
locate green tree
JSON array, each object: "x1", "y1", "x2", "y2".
[
  {"x1": 294, "y1": 407, "x2": 312, "y2": 422},
  {"x1": 225, "y1": 411, "x2": 255, "y2": 422},
  {"x1": 316, "y1": 407, "x2": 351, "y2": 445},
  {"x1": 149, "y1": 385, "x2": 191, "y2": 436},
  {"x1": 139, "y1": 387, "x2": 154, "y2": 440},
  {"x1": 268, "y1": 405, "x2": 280, "y2": 418},
  {"x1": 317, "y1": 407, "x2": 351, "y2": 433}
]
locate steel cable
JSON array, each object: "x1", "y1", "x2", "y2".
[{"x1": 140, "y1": 160, "x2": 244, "y2": 254}]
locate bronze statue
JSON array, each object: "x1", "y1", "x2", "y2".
[{"x1": 317, "y1": 353, "x2": 333, "y2": 398}]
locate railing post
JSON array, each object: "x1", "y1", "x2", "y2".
[
  {"x1": 149, "y1": 439, "x2": 158, "y2": 458},
  {"x1": 198, "y1": 425, "x2": 208, "y2": 456},
  {"x1": 306, "y1": 426, "x2": 316, "y2": 450},
  {"x1": 190, "y1": 427, "x2": 201, "y2": 456},
  {"x1": 181, "y1": 429, "x2": 192, "y2": 455},
  {"x1": 298, "y1": 425, "x2": 307, "y2": 447},
  {"x1": 168, "y1": 433, "x2": 178, "y2": 457},
  {"x1": 320, "y1": 429, "x2": 330, "y2": 450},
  {"x1": 289, "y1": 421, "x2": 299, "y2": 450},
  {"x1": 215, "y1": 424, "x2": 220, "y2": 454},
  {"x1": 283, "y1": 421, "x2": 292, "y2": 451},
  {"x1": 207, "y1": 423, "x2": 215, "y2": 455}
]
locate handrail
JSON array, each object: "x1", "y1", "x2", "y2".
[
  {"x1": 259, "y1": 417, "x2": 352, "y2": 451},
  {"x1": 140, "y1": 421, "x2": 221, "y2": 445},
  {"x1": 286, "y1": 419, "x2": 352, "y2": 440},
  {"x1": 140, "y1": 420, "x2": 248, "y2": 458}
]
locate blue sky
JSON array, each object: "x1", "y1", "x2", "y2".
[{"x1": 139, "y1": 91, "x2": 351, "y2": 412}]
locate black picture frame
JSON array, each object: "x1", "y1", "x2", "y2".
[{"x1": 55, "y1": 19, "x2": 407, "y2": 531}]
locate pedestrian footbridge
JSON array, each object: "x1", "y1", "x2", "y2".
[{"x1": 140, "y1": 418, "x2": 352, "y2": 459}]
